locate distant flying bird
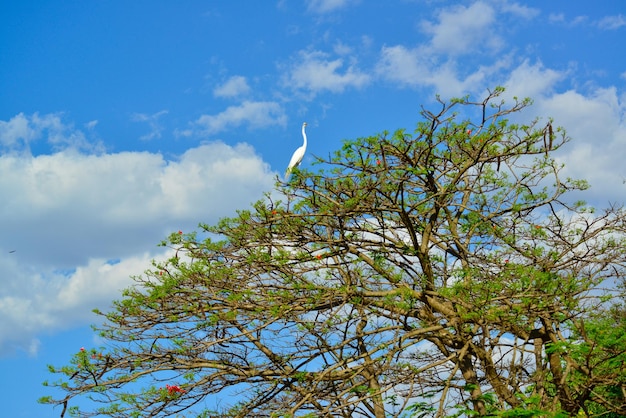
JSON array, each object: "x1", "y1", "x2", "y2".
[
  {"x1": 285, "y1": 122, "x2": 308, "y2": 180},
  {"x1": 8, "y1": 250, "x2": 15, "y2": 253}
]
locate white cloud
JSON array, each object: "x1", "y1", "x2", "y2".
[
  {"x1": 419, "y1": 1, "x2": 502, "y2": 56},
  {"x1": 571, "y1": 15, "x2": 588, "y2": 26},
  {"x1": 376, "y1": 45, "x2": 511, "y2": 97},
  {"x1": 0, "y1": 115, "x2": 278, "y2": 355},
  {"x1": 482, "y1": 61, "x2": 626, "y2": 206},
  {"x1": 195, "y1": 101, "x2": 287, "y2": 135},
  {"x1": 376, "y1": 1, "x2": 539, "y2": 97},
  {"x1": 0, "y1": 112, "x2": 101, "y2": 153},
  {"x1": 131, "y1": 110, "x2": 168, "y2": 141},
  {"x1": 85, "y1": 120, "x2": 98, "y2": 130},
  {"x1": 0, "y1": 143, "x2": 275, "y2": 266},
  {"x1": 548, "y1": 13, "x2": 565, "y2": 23},
  {"x1": 500, "y1": 2, "x2": 539, "y2": 19},
  {"x1": 376, "y1": 44, "x2": 626, "y2": 207},
  {"x1": 0, "y1": 250, "x2": 160, "y2": 357},
  {"x1": 537, "y1": 88, "x2": 626, "y2": 205},
  {"x1": 0, "y1": 113, "x2": 37, "y2": 147},
  {"x1": 500, "y1": 59, "x2": 565, "y2": 101},
  {"x1": 283, "y1": 50, "x2": 370, "y2": 97},
  {"x1": 377, "y1": 45, "x2": 425, "y2": 87},
  {"x1": 550, "y1": 12, "x2": 626, "y2": 29},
  {"x1": 213, "y1": 75, "x2": 251, "y2": 98},
  {"x1": 306, "y1": 0, "x2": 358, "y2": 14},
  {"x1": 333, "y1": 41, "x2": 353, "y2": 56},
  {"x1": 550, "y1": 14, "x2": 587, "y2": 27},
  {"x1": 597, "y1": 14, "x2": 626, "y2": 30}
]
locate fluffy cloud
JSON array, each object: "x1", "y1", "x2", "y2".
[
  {"x1": 0, "y1": 143, "x2": 275, "y2": 267},
  {"x1": 193, "y1": 101, "x2": 287, "y2": 135},
  {"x1": 420, "y1": 1, "x2": 502, "y2": 56},
  {"x1": 376, "y1": 46, "x2": 626, "y2": 207},
  {"x1": 283, "y1": 50, "x2": 370, "y2": 97},
  {"x1": 0, "y1": 112, "x2": 100, "y2": 152},
  {"x1": 375, "y1": 1, "x2": 542, "y2": 97},
  {"x1": 0, "y1": 251, "x2": 157, "y2": 357},
  {"x1": 499, "y1": 59, "x2": 565, "y2": 101},
  {"x1": 376, "y1": 45, "x2": 426, "y2": 88},
  {"x1": 0, "y1": 113, "x2": 36, "y2": 147},
  {"x1": 0, "y1": 115, "x2": 278, "y2": 355},
  {"x1": 376, "y1": 45, "x2": 511, "y2": 97},
  {"x1": 549, "y1": 12, "x2": 625, "y2": 30},
  {"x1": 306, "y1": 0, "x2": 358, "y2": 14},
  {"x1": 213, "y1": 75, "x2": 251, "y2": 98},
  {"x1": 500, "y1": 2, "x2": 540, "y2": 19},
  {"x1": 537, "y1": 88, "x2": 626, "y2": 204},
  {"x1": 492, "y1": 62, "x2": 626, "y2": 206},
  {"x1": 131, "y1": 110, "x2": 169, "y2": 141},
  {"x1": 597, "y1": 14, "x2": 626, "y2": 30}
]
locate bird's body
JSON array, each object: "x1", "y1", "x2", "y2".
[{"x1": 285, "y1": 122, "x2": 307, "y2": 180}]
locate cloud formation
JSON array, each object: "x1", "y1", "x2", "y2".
[
  {"x1": 0, "y1": 112, "x2": 101, "y2": 153},
  {"x1": 213, "y1": 76, "x2": 251, "y2": 98},
  {"x1": 597, "y1": 14, "x2": 626, "y2": 30},
  {"x1": 306, "y1": 0, "x2": 358, "y2": 14},
  {"x1": 2, "y1": 1, "x2": 625, "y2": 362},
  {"x1": 420, "y1": 1, "x2": 502, "y2": 56},
  {"x1": 194, "y1": 101, "x2": 287, "y2": 135},
  {"x1": 538, "y1": 87, "x2": 626, "y2": 204},
  {"x1": 131, "y1": 110, "x2": 169, "y2": 141},
  {"x1": 0, "y1": 115, "x2": 277, "y2": 355},
  {"x1": 376, "y1": 45, "x2": 511, "y2": 97},
  {"x1": 284, "y1": 50, "x2": 370, "y2": 97},
  {"x1": 0, "y1": 251, "x2": 156, "y2": 357},
  {"x1": 374, "y1": 1, "x2": 541, "y2": 98}
]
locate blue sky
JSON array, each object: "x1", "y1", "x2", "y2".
[{"x1": 1, "y1": 0, "x2": 625, "y2": 416}]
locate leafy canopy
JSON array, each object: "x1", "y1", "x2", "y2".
[{"x1": 42, "y1": 88, "x2": 626, "y2": 418}]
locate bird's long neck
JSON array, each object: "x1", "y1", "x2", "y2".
[{"x1": 302, "y1": 124, "x2": 307, "y2": 148}]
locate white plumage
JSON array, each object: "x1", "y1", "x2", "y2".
[{"x1": 285, "y1": 122, "x2": 307, "y2": 180}]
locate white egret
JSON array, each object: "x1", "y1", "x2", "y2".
[{"x1": 285, "y1": 122, "x2": 307, "y2": 180}]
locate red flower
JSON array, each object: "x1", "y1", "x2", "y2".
[
  {"x1": 166, "y1": 384, "x2": 185, "y2": 394},
  {"x1": 467, "y1": 129, "x2": 472, "y2": 135},
  {"x1": 178, "y1": 230, "x2": 183, "y2": 235},
  {"x1": 272, "y1": 210, "x2": 277, "y2": 215},
  {"x1": 80, "y1": 347, "x2": 85, "y2": 352},
  {"x1": 316, "y1": 254, "x2": 322, "y2": 260},
  {"x1": 376, "y1": 159, "x2": 381, "y2": 165}
]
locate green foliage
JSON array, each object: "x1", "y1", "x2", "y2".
[{"x1": 40, "y1": 88, "x2": 626, "y2": 418}]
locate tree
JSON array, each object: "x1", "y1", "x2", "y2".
[{"x1": 41, "y1": 88, "x2": 626, "y2": 417}]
